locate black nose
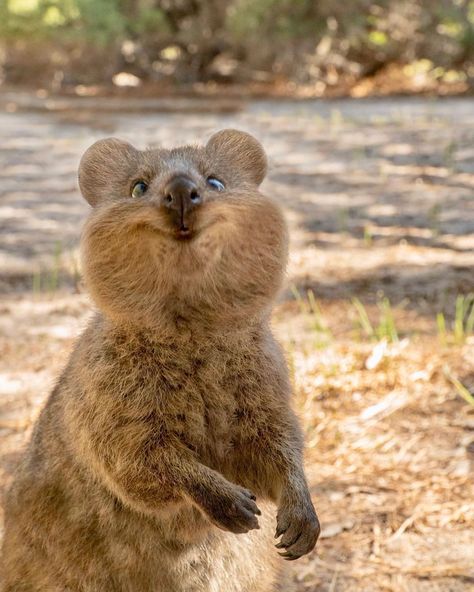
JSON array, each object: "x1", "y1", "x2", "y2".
[{"x1": 162, "y1": 175, "x2": 201, "y2": 231}]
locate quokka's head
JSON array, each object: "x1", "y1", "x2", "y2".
[{"x1": 79, "y1": 129, "x2": 288, "y2": 334}]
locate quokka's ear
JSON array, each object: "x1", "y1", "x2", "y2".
[
  {"x1": 78, "y1": 138, "x2": 141, "y2": 206},
  {"x1": 206, "y1": 129, "x2": 267, "y2": 186}
]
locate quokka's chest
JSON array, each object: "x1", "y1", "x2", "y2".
[
  {"x1": 149, "y1": 353, "x2": 252, "y2": 466},
  {"x1": 107, "y1": 338, "x2": 269, "y2": 468},
  {"x1": 163, "y1": 379, "x2": 238, "y2": 464}
]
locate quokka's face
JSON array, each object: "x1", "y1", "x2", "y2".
[{"x1": 79, "y1": 129, "x2": 288, "y2": 332}]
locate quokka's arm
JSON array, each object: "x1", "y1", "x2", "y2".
[
  {"x1": 74, "y1": 413, "x2": 261, "y2": 534},
  {"x1": 262, "y1": 402, "x2": 321, "y2": 560},
  {"x1": 233, "y1": 334, "x2": 321, "y2": 560},
  {"x1": 240, "y1": 396, "x2": 320, "y2": 560}
]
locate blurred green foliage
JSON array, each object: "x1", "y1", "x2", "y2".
[{"x1": 0, "y1": 0, "x2": 473, "y2": 87}]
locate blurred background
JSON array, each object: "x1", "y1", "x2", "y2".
[
  {"x1": 0, "y1": 0, "x2": 474, "y2": 95},
  {"x1": 0, "y1": 2, "x2": 474, "y2": 592}
]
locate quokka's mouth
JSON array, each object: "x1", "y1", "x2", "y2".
[{"x1": 176, "y1": 226, "x2": 193, "y2": 240}]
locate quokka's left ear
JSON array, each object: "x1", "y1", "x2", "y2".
[{"x1": 206, "y1": 129, "x2": 267, "y2": 186}]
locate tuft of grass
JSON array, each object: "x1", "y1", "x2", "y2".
[
  {"x1": 437, "y1": 312, "x2": 447, "y2": 346},
  {"x1": 363, "y1": 225, "x2": 373, "y2": 247},
  {"x1": 290, "y1": 285, "x2": 333, "y2": 349},
  {"x1": 466, "y1": 303, "x2": 474, "y2": 336},
  {"x1": 453, "y1": 294, "x2": 474, "y2": 345},
  {"x1": 376, "y1": 296, "x2": 399, "y2": 343},
  {"x1": 444, "y1": 368, "x2": 474, "y2": 407},
  {"x1": 352, "y1": 297, "x2": 375, "y2": 340},
  {"x1": 437, "y1": 294, "x2": 474, "y2": 345},
  {"x1": 307, "y1": 289, "x2": 333, "y2": 345},
  {"x1": 352, "y1": 295, "x2": 399, "y2": 343}
]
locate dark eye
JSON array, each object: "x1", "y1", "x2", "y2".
[
  {"x1": 131, "y1": 180, "x2": 148, "y2": 198},
  {"x1": 206, "y1": 176, "x2": 225, "y2": 192}
]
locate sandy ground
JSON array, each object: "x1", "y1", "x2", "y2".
[{"x1": 0, "y1": 95, "x2": 473, "y2": 590}]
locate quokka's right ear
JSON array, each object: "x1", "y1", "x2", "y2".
[{"x1": 78, "y1": 138, "x2": 140, "y2": 206}]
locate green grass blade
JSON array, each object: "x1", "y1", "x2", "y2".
[
  {"x1": 445, "y1": 368, "x2": 474, "y2": 407},
  {"x1": 352, "y1": 297, "x2": 375, "y2": 338},
  {"x1": 436, "y1": 312, "x2": 447, "y2": 346}
]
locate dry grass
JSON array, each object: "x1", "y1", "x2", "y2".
[{"x1": 273, "y1": 301, "x2": 474, "y2": 591}]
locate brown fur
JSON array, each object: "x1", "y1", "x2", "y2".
[{"x1": 1, "y1": 129, "x2": 320, "y2": 591}]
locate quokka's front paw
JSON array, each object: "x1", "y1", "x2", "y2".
[
  {"x1": 198, "y1": 482, "x2": 262, "y2": 534},
  {"x1": 275, "y1": 492, "x2": 320, "y2": 560}
]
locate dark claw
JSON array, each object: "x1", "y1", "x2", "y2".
[
  {"x1": 275, "y1": 525, "x2": 287, "y2": 538},
  {"x1": 242, "y1": 497, "x2": 261, "y2": 517},
  {"x1": 278, "y1": 550, "x2": 299, "y2": 560},
  {"x1": 201, "y1": 484, "x2": 261, "y2": 534},
  {"x1": 275, "y1": 488, "x2": 320, "y2": 560},
  {"x1": 275, "y1": 540, "x2": 286, "y2": 549},
  {"x1": 277, "y1": 531, "x2": 302, "y2": 549},
  {"x1": 241, "y1": 488, "x2": 256, "y2": 500},
  {"x1": 278, "y1": 549, "x2": 303, "y2": 561}
]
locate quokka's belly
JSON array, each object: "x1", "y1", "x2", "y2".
[
  {"x1": 67, "y1": 499, "x2": 280, "y2": 592},
  {"x1": 146, "y1": 501, "x2": 279, "y2": 592}
]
